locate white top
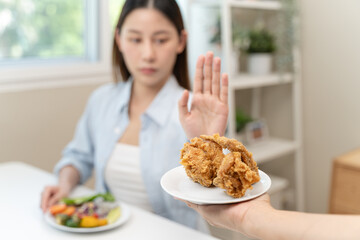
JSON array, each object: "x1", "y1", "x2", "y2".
[{"x1": 105, "y1": 143, "x2": 153, "y2": 212}]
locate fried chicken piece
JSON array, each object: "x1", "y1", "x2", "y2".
[
  {"x1": 180, "y1": 134, "x2": 260, "y2": 198},
  {"x1": 200, "y1": 134, "x2": 258, "y2": 174},
  {"x1": 180, "y1": 137, "x2": 224, "y2": 187},
  {"x1": 213, "y1": 152, "x2": 260, "y2": 198}
]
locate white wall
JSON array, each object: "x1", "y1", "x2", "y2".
[
  {"x1": 0, "y1": 84, "x2": 101, "y2": 177},
  {"x1": 301, "y1": 0, "x2": 360, "y2": 213}
]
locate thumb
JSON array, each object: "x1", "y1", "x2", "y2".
[{"x1": 178, "y1": 90, "x2": 189, "y2": 123}]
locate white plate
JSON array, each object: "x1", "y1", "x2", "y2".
[
  {"x1": 44, "y1": 202, "x2": 131, "y2": 233},
  {"x1": 161, "y1": 166, "x2": 271, "y2": 205}
]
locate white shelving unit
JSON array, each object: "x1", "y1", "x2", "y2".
[
  {"x1": 248, "y1": 138, "x2": 298, "y2": 164},
  {"x1": 231, "y1": 73, "x2": 293, "y2": 89},
  {"x1": 191, "y1": 0, "x2": 282, "y2": 9},
  {"x1": 188, "y1": 0, "x2": 304, "y2": 217}
]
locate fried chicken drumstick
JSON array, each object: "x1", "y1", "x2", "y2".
[{"x1": 180, "y1": 134, "x2": 260, "y2": 198}]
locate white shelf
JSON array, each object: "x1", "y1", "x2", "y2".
[
  {"x1": 268, "y1": 175, "x2": 289, "y2": 194},
  {"x1": 268, "y1": 175, "x2": 290, "y2": 210},
  {"x1": 230, "y1": 73, "x2": 293, "y2": 90},
  {"x1": 191, "y1": 0, "x2": 282, "y2": 10},
  {"x1": 247, "y1": 138, "x2": 297, "y2": 164},
  {"x1": 188, "y1": 0, "x2": 304, "y2": 212},
  {"x1": 229, "y1": 0, "x2": 282, "y2": 10}
]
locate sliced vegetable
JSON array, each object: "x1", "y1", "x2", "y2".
[
  {"x1": 62, "y1": 206, "x2": 76, "y2": 216},
  {"x1": 61, "y1": 193, "x2": 115, "y2": 205},
  {"x1": 49, "y1": 204, "x2": 67, "y2": 215},
  {"x1": 55, "y1": 214, "x2": 70, "y2": 225},
  {"x1": 53, "y1": 193, "x2": 117, "y2": 228},
  {"x1": 80, "y1": 216, "x2": 99, "y2": 228},
  {"x1": 106, "y1": 207, "x2": 121, "y2": 224},
  {"x1": 97, "y1": 218, "x2": 108, "y2": 227},
  {"x1": 65, "y1": 216, "x2": 81, "y2": 228}
]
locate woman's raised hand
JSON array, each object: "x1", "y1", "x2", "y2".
[{"x1": 178, "y1": 52, "x2": 229, "y2": 139}]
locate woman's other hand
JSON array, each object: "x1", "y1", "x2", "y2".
[
  {"x1": 40, "y1": 165, "x2": 80, "y2": 212},
  {"x1": 179, "y1": 52, "x2": 229, "y2": 139},
  {"x1": 40, "y1": 185, "x2": 70, "y2": 212}
]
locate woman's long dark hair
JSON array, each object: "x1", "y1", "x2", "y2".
[{"x1": 112, "y1": 0, "x2": 190, "y2": 90}]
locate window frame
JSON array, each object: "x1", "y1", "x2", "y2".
[{"x1": 0, "y1": 0, "x2": 112, "y2": 92}]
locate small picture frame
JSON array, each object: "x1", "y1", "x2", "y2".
[{"x1": 245, "y1": 119, "x2": 269, "y2": 144}]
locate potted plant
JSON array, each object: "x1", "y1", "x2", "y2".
[
  {"x1": 246, "y1": 28, "x2": 276, "y2": 75},
  {"x1": 236, "y1": 108, "x2": 253, "y2": 142}
]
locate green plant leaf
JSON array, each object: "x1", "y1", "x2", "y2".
[
  {"x1": 247, "y1": 29, "x2": 276, "y2": 54},
  {"x1": 236, "y1": 109, "x2": 253, "y2": 133}
]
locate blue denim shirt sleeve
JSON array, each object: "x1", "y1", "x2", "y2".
[{"x1": 54, "y1": 90, "x2": 97, "y2": 184}]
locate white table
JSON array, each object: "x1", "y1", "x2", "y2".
[{"x1": 0, "y1": 162, "x2": 218, "y2": 240}]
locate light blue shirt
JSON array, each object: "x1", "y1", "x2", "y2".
[{"x1": 54, "y1": 76, "x2": 198, "y2": 228}]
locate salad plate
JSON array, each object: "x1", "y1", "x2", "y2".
[{"x1": 44, "y1": 195, "x2": 131, "y2": 233}]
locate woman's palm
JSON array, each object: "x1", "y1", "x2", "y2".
[{"x1": 179, "y1": 52, "x2": 229, "y2": 139}]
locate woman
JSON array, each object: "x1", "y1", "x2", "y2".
[{"x1": 40, "y1": 0, "x2": 229, "y2": 230}]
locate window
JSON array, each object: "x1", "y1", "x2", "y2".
[
  {"x1": 0, "y1": 0, "x2": 112, "y2": 91},
  {"x1": 109, "y1": 0, "x2": 124, "y2": 30},
  {"x1": 0, "y1": 0, "x2": 187, "y2": 90},
  {"x1": 0, "y1": 0, "x2": 96, "y2": 63}
]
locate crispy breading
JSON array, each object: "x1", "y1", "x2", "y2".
[
  {"x1": 180, "y1": 137, "x2": 224, "y2": 187},
  {"x1": 200, "y1": 134, "x2": 258, "y2": 173},
  {"x1": 180, "y1": 134, "x2": 260, "y2": 198},
  {"x1": 213, "y1": 152, "x2": 260, "y2": 198}
]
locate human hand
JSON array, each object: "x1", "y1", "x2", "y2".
[
  {"x1": 40, "y1": 185, "x2": 70, "y2": 213},
  {"x1": 178, "y1": 52, "x2": 229, "y2": 139},
  {"x1": 180, "y1": 194, "x2": 272, "y2": 238}
]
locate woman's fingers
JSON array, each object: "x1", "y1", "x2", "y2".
[
  {"x1": 194, "y1": 55, "x2": 205, "y2": 94},
  {"x1": 177, "y1": 199, "x2": 199, "y2": 210},
  {"x1": 48, "y1": 191, "x2": 63, "y2": 208},
  {"x1": 41, "y1": 189, "x2": 49, "y2": 212},
  {"x1": 41, "y1": 186, "x2": 56, "y2": 212},
  {"x1": 212, "y1": 57, "x2": 221, "y2": 98},
  {"x1": 178, "y1": 90, "x2": 190, "y2": 122},
  {"x1": 194, "y1": 53, "x2": 225, "y2": 98},
  {"x1": 186, "y1": 201, "x2": 198, "y2": 209},
  {"x1": 220, "y1": 73, "x2": 229, "y2": 104},
  {"x1": 204, "y1": 52, "x2": 214, "y2": 94}
]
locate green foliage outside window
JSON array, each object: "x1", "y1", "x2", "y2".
[
  {"x1": 109, "y1": 0, "x2": 125, "y2": 31},
  {"x1": 0, "y1": 0, "x2": 84, "y2": 60}
]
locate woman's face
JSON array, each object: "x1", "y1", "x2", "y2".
[{"x1": 117, "y1": 8, "x2": 186, "y2": 88}]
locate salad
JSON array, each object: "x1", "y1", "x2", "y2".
[{"x1": 49, "y1": 193, "x2": 121, "y2": 228}]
